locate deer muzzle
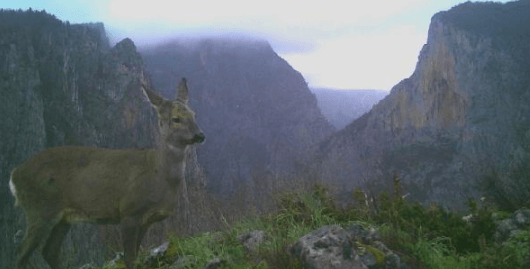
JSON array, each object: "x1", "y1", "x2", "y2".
[{"x1": 193, "y1": 133, "x2": 205, "y2": 144}]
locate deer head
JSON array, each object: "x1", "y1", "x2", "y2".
[{"x1": 142, "y1": 78, "x2": 204, "y2": 148}]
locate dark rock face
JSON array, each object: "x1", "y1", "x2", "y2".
[
  {"x1": 0, "y1": 10, "x2": 158, "y2": 268},
  {"x1": 312, "y1": 88, "x2": 388, "y2": 130},
  {"x1": 141, "y1": 38, "x2": 334, "y2": 200},
  {"x1": 314, "y1": 0, "x2": 530, "y2": 209}
]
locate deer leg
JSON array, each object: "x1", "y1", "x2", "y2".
[
  {"x1": 136, "y1": 220, "x2": 157, "y2": 253},
  {"x1": 120, "y1": 216, "x2": 141, "y2": 269},
  {"x1": 42, "y1": 219, "x2": 70, "y2": 269},
  {"x1": 135, "y1": 226, "x2": 147, "y2": 253},
  {"x1": 16, "y1": 217, "x2": 54, "y2": 269}
]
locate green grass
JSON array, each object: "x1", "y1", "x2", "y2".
[{"x1": 98, "y1": 182, "x2": 530, "y2": 269}]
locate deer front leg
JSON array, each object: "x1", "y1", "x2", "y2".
[
  {"x1": 120, "y1": 216, "x2": 142, "y2": 269},
  {"x1": 16, "y1": 216, "x2": 56, "y2": 269},
  {"x1": 42, "y1": 219, "x2": 71, "y2": 269},
  {"x1": 136, "y1": 225, "x2": 149, "y2": 254}
]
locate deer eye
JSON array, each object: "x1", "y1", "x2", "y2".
[{"x1": 171, "y1": 117, "x2": 181, "y2": 124}]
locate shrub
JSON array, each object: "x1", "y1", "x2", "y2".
[
  {"x1": 471, "y1": 230, "x2": 530, "y2": 269},
  {"x1": 480, "y1": 159, "x2": 530, "y2": 211}
]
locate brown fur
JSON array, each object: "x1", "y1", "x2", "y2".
[{"x1": 10, "y1": 78, "x2": 204, "y2": 269}]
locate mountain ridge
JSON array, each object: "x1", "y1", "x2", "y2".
[{"x1": 313, "y1": 0, "x2": 530, "y2": 209}]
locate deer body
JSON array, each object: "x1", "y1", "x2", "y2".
[
  {"x1": 10, "y1": 78, "x2": 204, "y2": 269},
  {"x1": 13, "y1": 147, "x2": 181, "y2": 224}
]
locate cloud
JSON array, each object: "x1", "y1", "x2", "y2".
[
  {"x1": 281, "y1": 25, "x2": 426, "y2": 90},
  {"x1": 265, "y1": 37, "x2": 316, "y2": 54},
  {"x1": 102, "y1": 0, "x2": 431, "y2": 59},
  {"x1": 106, "y1": 0, "x2": 425, "y2": 26},
  {"x1": 7, "y1": 0, "x2": 513, "y2": 90}
]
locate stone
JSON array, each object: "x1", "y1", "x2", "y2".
[
  {"x1": 495, "y1": 208, "x2": 530, "y2": 244},
  {"x1": 291, "y1": 225, "x2": 411, "y2": 269},
  {"x1": 168, "y1": 255, "x2": 195, "y2": 269},
  {"x1": 291, "y1": 225, "x2": 368, "y2": 269},
  {"x1": 359, "y1": 252, "x2": 377, "y2": 268},
  {"x1": 347, "y1": 224, "x2": 381, "y2": 244},
  {"x1": 372, "y1": 241, "x2": 391, "y2": 255},
  {"x1": 514, "y1": 208, "x2": 530, "y2": 226},
  {"x1": 78, "y1": 264, "x2": 97, "y2": 269},
  {"x1": 142, "y1": 242, "x2": 171, "y2": 266},
  {"x1": 106, "y1": 252, "x2": 123, "y2": 266},
  {"x1": 203, "y1": 257, "x2": 223, "y2": 269},
  {"x1": 238, "y1": 230, "x2": 266, "y2": 252},
  {"x1": 151, "y1": 242, "x2": 170, "y2": 256},
  {"x1": 385, "y1": 253, "x2": 401, "y2": 269}
]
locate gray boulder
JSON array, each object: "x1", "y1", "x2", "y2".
[
  {"x1": 494, "y1": 208, "x2": 530, "y2": 243},
  {"x1": 168, "y1": 255, "x2": 195, "y2": 269},
  {"x1": 142, "y1": 242, "x2": 172, "y2": 267},
  {"x1": 238, "y1": 230, "x2": 266, "y2": 252},
  {"x1": 291, "y1": 225, "x2": 367, "y2": 269},
  {"x1": 291, "y1": 225, "x2": 410, "y2": 269},
  {"x1": 78, "y1": 264, "x2": 97, "y2": 269},
  {"x1": 105, "y1": 252, "x2": 124, "y2": 267},
  {"x1": 202, "y1": 257, "x2": 223, "y2": 269}
]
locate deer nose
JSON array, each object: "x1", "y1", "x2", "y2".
[{"x1": 193, "y1": 133, "x2": 205, "y2": 143}]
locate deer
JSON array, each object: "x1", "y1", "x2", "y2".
[{"x1": 9, "y1": 78, "x2": 205, "y2": 269}]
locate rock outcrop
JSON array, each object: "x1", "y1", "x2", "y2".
[
  {"x1": 290, "y1": 225, "x2": 410, "y2": 269},
  {"x1": 238, "y1": 230, "x2": 266, "y2": 252},
  {"x1": 494, "y1": 208, "x2": 530, "y2": 244},
  {"x1": 314, "y1": 0, "x2": 530, "y2": 209}
]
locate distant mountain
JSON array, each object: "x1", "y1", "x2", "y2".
[
  {"x1": 141, "y1": 38, "x2": 334, "y2": 200},
  {"x1": 313, "y1": 0, "x2": 530, "y2": 209},
  {"x1": 312, "y1": 88, "x2": 387, "y2": 129}
]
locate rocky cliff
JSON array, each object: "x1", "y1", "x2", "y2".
[
  {"x1": 141, "y1": 39, "x2": 334, "y2": 201},
  {"x1": 315, "y1": 0, "x2": 530, "y2": 209},
  {"x1": 0, "y1": 9, "x2": 159, "y2": 268}
]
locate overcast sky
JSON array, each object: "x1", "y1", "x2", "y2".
[{"x1": 4, "y1": 0, "x2": 512, "y2": 91}]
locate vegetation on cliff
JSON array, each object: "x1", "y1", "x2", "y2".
[{"x1": 95, "y1": 178, "x2": 530, "y2": 269}]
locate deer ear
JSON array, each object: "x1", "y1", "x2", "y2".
[
  {"x1": 176, "y1": 78, "x2": 189, "y2": 105},
  {"x1": 141, "y1": 82, "x2": 165, "y2": 109}
]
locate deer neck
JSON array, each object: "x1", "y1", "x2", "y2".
[{"x1": 156, "y1": 144, "x2": 187, "y2": 191}]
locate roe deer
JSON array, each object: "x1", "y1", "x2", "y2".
[{"x1": 9, "y1": 78, "x2": 205, "y2": 269}]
